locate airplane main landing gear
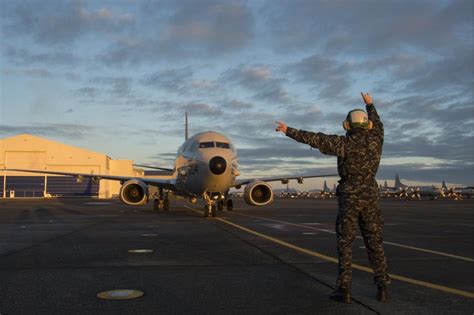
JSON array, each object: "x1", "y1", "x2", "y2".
[
  {"x1": 163, "y1": 198, "x2": 170, "y2": 211},
  {"x1": 153, "y1": 189, "x2": 170, "y2": 212},
  {"x1": 226, "y1": 199, "x2": 233, "y2": 211},
  {"x1": 217, "y1": 200, "x2": 224, "y2": 211}
]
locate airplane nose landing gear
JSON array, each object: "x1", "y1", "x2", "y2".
[
  {"x1": 153, "y1": 189, "x2": 170, "y2": 212},
  {"x1": 202, "y1": 192, "x2": 234, "y2": 217},
  {"x1": 204, "y1": 203, "x2": 217, "y2": 218},
  {"x1": 203, "y1": 192, "x2": 222, "y2": 217}
]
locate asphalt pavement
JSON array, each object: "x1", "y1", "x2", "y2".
[{"x1": 0, "y1": 197, "x2": 473, "y2": 314}]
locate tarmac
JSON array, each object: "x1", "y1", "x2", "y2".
[{"x1": 0, "y1": 197, "x2": 473, "y2": 314}]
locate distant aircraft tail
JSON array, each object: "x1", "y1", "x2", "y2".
[
  {"x1": 323, "y1": 180, "x2": 329, "y2": 192},
  {"x1": 442, "y1": 180, "x2": 447, "y2": 189},
  {"x1": 394, "y1": 173, "x2": 404, "y2": 188}
]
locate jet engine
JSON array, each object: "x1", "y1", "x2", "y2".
[
  {"x1": 244, "y1": 181, "x2": 273, "y2": 206},
  {"x1": 119, "y1": 180, "x2": 149, "y2": 206}
]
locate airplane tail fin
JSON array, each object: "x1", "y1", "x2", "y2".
[
  {"x1": 323, "y1": 180, "x2": 329, "y2": 191},
  {"x1": 395, "y1": 173, "x2": 403, "y2": 188},
  {"x1": 185, "y1": 112, "x2": 188, "y2": 141},
  {"x1": 442, "y1": 180, "x2": 447, "y2": 189}
]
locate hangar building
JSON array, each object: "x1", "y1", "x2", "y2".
[{"x1": 1, "y1": 134, "x2": 143, "y2": 199}]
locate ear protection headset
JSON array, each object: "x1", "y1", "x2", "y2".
[{"x1": 342, "y1": 109, "x2": 373, "y2": 131}]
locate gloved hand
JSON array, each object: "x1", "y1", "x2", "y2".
[
  {"x1": 361, "y1": 92, "x2": 373, "y2": 105},
  {"x1": 275, "y1": 121, "x2": 288, "y2": 133}
]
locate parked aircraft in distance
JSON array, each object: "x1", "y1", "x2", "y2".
[
  {"x1": 380, "y1": 174, "x2": 474, "y2": 200},
  {"x1": 313, "y1": 180, "x2": 336, "y2": 199},
  {"x1": 442, "y1": 181, "x2": 474, "y2": 200},
  {"x1": 6, "y1": 118, "x2": 336, "y2": 217},
  {"x1": 379, "y1": 174, "x2": 443, "y2": 200}
]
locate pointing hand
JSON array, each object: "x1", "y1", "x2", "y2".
[
  {"x1": 361, "y1": 92, "x2": 373, "y2": 105},
  {"x1": 275, "y1": 121, "x2": 288, "y2": 134}
]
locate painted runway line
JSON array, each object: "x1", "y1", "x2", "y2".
[
  {"x1": 184, "y1": 205, "x2": 474, "y2": 299},
  {"x1": 233, "y1": 212, "x2": 474, "y2": 262}
]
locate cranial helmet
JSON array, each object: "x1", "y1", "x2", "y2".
[{"x1": 342, "y1": 109, "x2": 373, "y2": 131}]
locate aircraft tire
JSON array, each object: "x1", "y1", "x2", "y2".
[
  {"x1": 217, "y1": 201, "x2": 224, "y2": 211},
  {"x1": 153, "y1": 199, "x2": 160, "y2": 212},
  {"x1": 163, "y1": 199, "x2": 170, "y2": 211},
  {"x1": 211, "y1": 205, "x2": 217, "y2": 218},
  {"x1": 204, "y1": 205, "x2": 210, "y2": 217},
  {"x1": 226, "y1": 199, "x2": 233, "y2": 211}
]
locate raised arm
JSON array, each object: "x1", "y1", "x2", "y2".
[
  {"x1": 285, "y1": 127, "x2": 346, "y2": 157},
  {"x1": 361, "y1": 92, "x2": 384, "y2": 138}
]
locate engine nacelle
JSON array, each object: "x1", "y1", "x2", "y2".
[
  {"x1": 119, "y1": 180, "x2": 149, "y2": 206},
  {"x1": 244, "y1": 181, "x2": 273, "y2": 206}
]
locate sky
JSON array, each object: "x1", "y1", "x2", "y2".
[{"x1": 1, "y1": 0, "x2": 473, "y2": 190}]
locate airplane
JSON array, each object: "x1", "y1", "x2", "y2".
[
  {"x1": 312, "y1": 180, "x2": 335, "y2": 199},
  {"x1": 5, "y1": 118, "x2": 337, "y2": 217},
  {"x1": 381, "y1": 174, "x2": 446, "y2": 200},
  {"x1": 441, "y1": 181, "x2": 474, "y2": 200}
]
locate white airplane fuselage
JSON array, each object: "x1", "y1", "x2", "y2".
[{"x1": 173, "y1": 131, "x2": 239, "y2": 198}]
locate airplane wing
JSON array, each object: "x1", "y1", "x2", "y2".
[
  {"x1": 232, "y1": 173, "x2": 339, "y2": 188},
  {"x1": 133, "y1": 164, "x2": 174, "y2": 172},
  {"x1": 4, "y1": 169, "x2": 176, "y2": 190}
]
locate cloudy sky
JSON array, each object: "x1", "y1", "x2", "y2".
[{"x1": 1, "y1": 0, "x2": 473, "y2": 189}]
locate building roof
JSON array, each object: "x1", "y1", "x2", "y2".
[{"x1": 0, "y1": 133, "x2": 111, "y2": 159}]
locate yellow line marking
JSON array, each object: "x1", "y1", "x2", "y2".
[
  {"x1": 217, "y1": 217, "x2": 474, "y2": 299},
  {"x1": 184, "y1": 206, "x2": 474, "y2": 299},
  {"x1": 233, "y1": 212, "x2": 474, "y2": 262}
]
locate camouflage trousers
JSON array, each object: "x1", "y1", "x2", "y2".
[{"x1": 336, "y1": 192, "x2": 390, "y2": 288}]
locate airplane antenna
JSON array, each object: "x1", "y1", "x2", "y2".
[{"x1": 185, "y1": 112, "x2": 188, "y2": 141}]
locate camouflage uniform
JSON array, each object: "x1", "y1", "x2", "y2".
[{"x1": 286, "y1": 104, "x2": 390, "y2": 288}]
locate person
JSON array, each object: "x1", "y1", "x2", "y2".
[{"x1": 275, "y1": 92, "x2": 390, "y2": 303}]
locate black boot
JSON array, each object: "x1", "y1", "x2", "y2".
[
  {"x1": 377, "y1": 285, "x2": 389, "y2": 302},
  {"x1": 330, "y1": 287, "x2": 352, "y2": 304}
]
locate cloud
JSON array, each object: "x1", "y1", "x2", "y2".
[
  {"x1": 0, "y1": 123, "x2": 94, "y2": 139},
  {"x1": 5, "y1": 46, "x2": 81, "y2": 66},
  {"x1": 287, "y1": 54, "x2": 352, "y2": 101},
  {"x1": 221, "y1": 99, "x2": 254, "y2": 111},
  {"x1": 263, "y1": 0, "x2": 471, "y2": 55},
  {"x1": 91, "y1": 76, "x2": 133, "y2": 97},
  {"x1": 222, "y1": 65, "x2": 290, "y2": 103},
  {"x1": 140, "y1": 66, "x2": 193, "y2": 94},
  {"x1": 74, "y1": 87, "x2": 101, "y2": 99},
  {"x1": 160, "y1": 0, "x2": 254, "y2": 53},
  {"x1": 101, "y1": 0, "x2": 255, "y2": 65},
  {"x1": 180, "y1": 102, "x2": 224, "y2": 117},
  {"x1": 2, "y1": 1, "x2": 133, "y2": 46}
]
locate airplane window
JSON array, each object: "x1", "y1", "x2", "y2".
[
  {"x1": 216, "y1": 142, "x2": 230, "y2": 149},
  {"x1": 199, "y1": 142, "x2": 214, "y2": 148}
]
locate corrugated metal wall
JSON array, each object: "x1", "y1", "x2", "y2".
[
  {"x1": 3, "y1": 176, "x2": 99, "y2": 198},
  {"x1": 47, "y1": 177, "x2": 99, "y2": 197},
  {"x1": 4, "y1": 176, "x2": 44, "y2": 197}
]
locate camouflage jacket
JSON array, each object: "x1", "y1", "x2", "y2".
[{"x1": 286, "y1": 104, "x2": 383, "y2": 194}]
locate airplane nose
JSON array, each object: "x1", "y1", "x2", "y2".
[{"x1": 209, "y1": 156, "x2": 227, "y2": 175}]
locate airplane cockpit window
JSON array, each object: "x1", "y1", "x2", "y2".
[
  {"x1": 216, "y1": 142, "x2": 230, "y2": 149},
  {"x1": 199, "y1": 142, "x2": 214, "y2": 148}
]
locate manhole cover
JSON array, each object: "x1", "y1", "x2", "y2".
[
  {"x1": 97, "y1": 289, "x2": 144, "y2": 300},
  {"x1": 128, "y1": 249, "x2": 154, "y2": 253}
]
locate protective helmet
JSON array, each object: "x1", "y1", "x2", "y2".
[{"x1": 342, "y1": 109, "x2": 373, "y2": 131}]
